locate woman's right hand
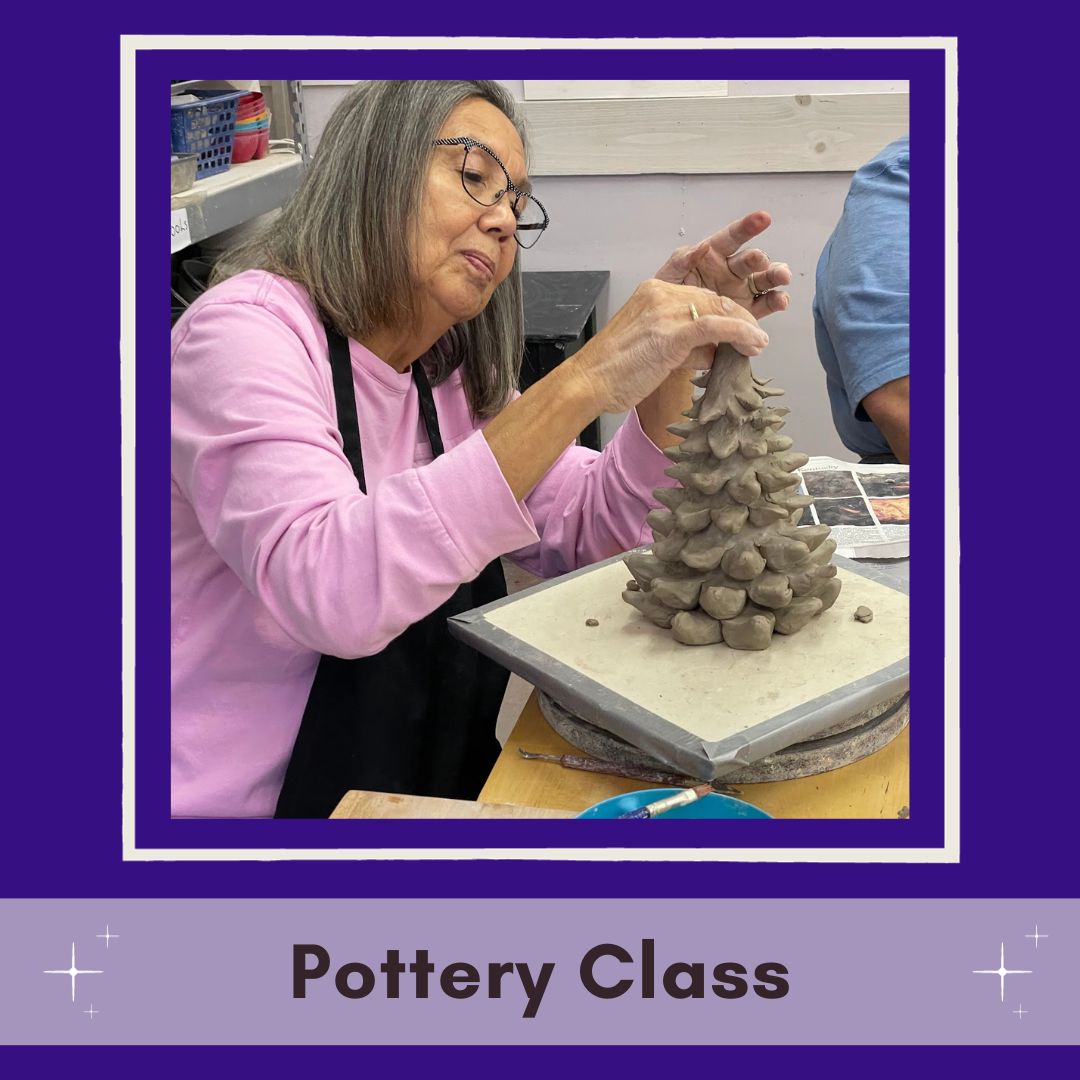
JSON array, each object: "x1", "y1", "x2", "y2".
[{"x1": 565, "y1": 278, "x2": 770, "y2": 415}]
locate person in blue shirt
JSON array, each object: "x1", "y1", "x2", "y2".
[{"x1": 813, "y1": 135, "x2": 909, "y2": 464}]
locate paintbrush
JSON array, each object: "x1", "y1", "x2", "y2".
[{"x1": 616, "y1": 783, "x2": 715, "y2": 820}]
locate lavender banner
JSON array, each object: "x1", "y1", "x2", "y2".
[{"x1": 1, "y1": 899, "x2": 1074, "y2": 1045}]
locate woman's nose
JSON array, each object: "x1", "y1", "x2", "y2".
[{"x1": 479, "y1": 194, "x2": 518, "y2": 236}]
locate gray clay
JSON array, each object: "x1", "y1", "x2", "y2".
[
  {"x1": 721, "y1": 606, "x2": 776, "y2": 651},
  {"x1": 585, "y1": 618, "x2": 600, "y2": 627},
  {"x1": 854, "y1": 606, "x2": 873, "y2": 623},
  {"x1": 622, "y1": 343, "x2": 842, "y2": 650},
  {"x1": 773, "y1": 595, "x2": 823, "y2": 635},
  {"x1": 699, "y1": 584, "x2": 746, "y2": 621},
  {"x1": 671, "y1": 610, "x2": 724, "y2": 645}
]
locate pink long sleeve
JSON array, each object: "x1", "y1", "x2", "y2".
[
  {"x1": 510, "y1": 406, "x2": 673, "y2": 578},
  {"x1": 170, "y1": 271, "x2": 670, "y2": 816},
  {"x1": 172, "y1": 302, "x2": 538, "y2": 660}
]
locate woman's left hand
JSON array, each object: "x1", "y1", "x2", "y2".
[{"x1": 655, "y1": 210, "x2": 793, "y2": 320}]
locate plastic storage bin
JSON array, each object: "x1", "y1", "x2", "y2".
[{"x1": 170, "y1": 90, "x2": 243, "y2": 179}]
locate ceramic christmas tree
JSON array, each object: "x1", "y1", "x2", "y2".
[{"x1": 623, "y1": 343, "x2": 841, "y2": 650}]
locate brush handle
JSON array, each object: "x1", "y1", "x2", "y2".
[{"x1": 616, "y1": 785, "x2": 710, "y2": 820}]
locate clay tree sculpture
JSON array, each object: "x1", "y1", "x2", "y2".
[{"x1": 623, "y1": 342, "x2": 841, "y2": 650}]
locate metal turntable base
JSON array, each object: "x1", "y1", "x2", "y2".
[{"x1": 537, "y1": 690, "x2": 910, "y2": 784}]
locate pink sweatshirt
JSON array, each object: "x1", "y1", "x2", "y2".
[{"x1": 171, "y1": 270, "x2": 671, "y2": 817}]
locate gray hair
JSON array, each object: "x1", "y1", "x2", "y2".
[{"x1": 211, "y1": 80, "x2": 526, "y2": 419}]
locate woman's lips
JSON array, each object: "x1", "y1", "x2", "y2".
[{"x1": 461, "y1": 251, "x2": 494, "y2": 281}]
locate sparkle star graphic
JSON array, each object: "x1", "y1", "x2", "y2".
[
  {"x1": 43, "y1": 942, "x2": 103, "y2": 1004},
  {"x1": 96, "y1": 924, "x2": 119, "y2": 949},
  {"x1": 84, "y1": 1004, "x2": 99, "y2": 1019},
  {"x1": 1025, "y1": 925, "x2": 1049, "y2": 949},
  {"x1": 1013, "y1": 1004, "x2": 1028, "y2": 1019},
  {"x1": 972, "y1": 942, "x2": 1031, "y2": 1003}
]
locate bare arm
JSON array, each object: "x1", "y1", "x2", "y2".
[
  {"x1": 862, "y1": 375, "x2": 910, "y2": 463},
  {"x1": 635, "y1": 370, "x2": 696, "y2": 450},
  {"x1": 483, "y1": 280, "x2": 769, "y2": 500}
]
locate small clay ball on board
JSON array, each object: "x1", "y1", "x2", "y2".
[
  {"x1": 853, "y1": 606, "x2": 873, "y2": 623},
  {"x1": 585, "y1": 618, "x2": 600, "y2": 627}
]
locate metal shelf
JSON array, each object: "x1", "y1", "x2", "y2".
[{"x1": 171, "y1": 153, "x2": 303, "y2": 251}]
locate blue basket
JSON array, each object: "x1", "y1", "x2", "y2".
[{"x1": 170, "y1": 90, "x2": 243, "y2": 179}]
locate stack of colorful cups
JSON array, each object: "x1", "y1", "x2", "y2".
[{"x1": 232, "y1": 92, "x2": 271, "y2": 163}]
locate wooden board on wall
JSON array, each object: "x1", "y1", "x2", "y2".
[
  {"x1": 524, "y1": 80, "x2": 729, "y2": 99},
  {"x1": 523, "y1": 92, "x2": 909, "y2": 175}
]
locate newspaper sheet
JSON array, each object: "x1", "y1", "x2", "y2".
[{"x1": 795, "y1": 457, "x2": 909, "y2": 559}]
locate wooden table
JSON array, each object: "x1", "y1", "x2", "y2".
[
  {"x1": 480, "y1": 690, "x2": 909, "y2": 819},
  {"x1": 331, "y1": 789, "x2": 574, "y2": 819}
]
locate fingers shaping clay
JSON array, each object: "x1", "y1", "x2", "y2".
[{"x1": 622, "y1": 344, "x2": 842, "y2": 650}]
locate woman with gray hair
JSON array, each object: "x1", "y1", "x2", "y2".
[{"x1": 171, "y1": 80, "x2": 791, "y2": 817}]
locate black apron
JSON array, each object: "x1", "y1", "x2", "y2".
[{"x1": 274, "y1": 323, "x2": 509, "y2": 818}]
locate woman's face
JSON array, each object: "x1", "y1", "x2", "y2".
[{"x1": 413, "y1": 98, "x2": 526, "y2": 328}]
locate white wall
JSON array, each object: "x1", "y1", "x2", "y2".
[
  {"x1": 517, "y1": 169, "x2": 853, "y2": 456},
  {"x1": 299, "y1": 85, "x2": 342, "y2": 158},
  {"x1": 300, "y1": 81, "x2": 909, "y2": 460}
]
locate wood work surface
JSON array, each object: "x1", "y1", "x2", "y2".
[
  {"x1": 331, "y1": 789, "x2": 576, "y2": 819},
  {"x1": 479, "y1": 691, "x2": 909, "y2": 819}
]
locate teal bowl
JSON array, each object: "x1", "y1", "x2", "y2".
[{"x1": 577, "y1": 787, "x2": 773, "y2": 820}]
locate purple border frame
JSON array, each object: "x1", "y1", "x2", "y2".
[
  {"x1": 139, "y1": 47, "x2": 944, "y2": 855},
  {"x1": 15, "y1": 29, "x2": 1078, "y2": 902},
  {"x1": 1, "y1": 10, "x2": 1076, "y2": 1070},
  {"x1": 4, "y1": 12, "x2": 1079, "y2": 1073}
]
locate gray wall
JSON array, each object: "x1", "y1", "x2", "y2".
[
  {"x1": 518, "y1": 169, "x2": 851, "y2": 456},
  {"x1": 301, "y1": 82, "x2": 864, "y2": 460}
]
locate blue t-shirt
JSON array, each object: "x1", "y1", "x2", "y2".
[{"x1": 812, "y1": 135, "x2": 909, "y2": 459}]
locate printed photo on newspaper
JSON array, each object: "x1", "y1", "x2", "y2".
[{"x1": 795, "y1": 457, "x2": 910, "y2": 560}]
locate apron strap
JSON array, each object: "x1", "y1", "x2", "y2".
[
  {"x1": 324, "y1": 323, "x2": 367, "y2": 492},
  {"x1": 410, "y1": 359, "x2": 445, "y2": 458},
  {"x1": 323, "y1": 322, "x2": 445, "y2": 492}
]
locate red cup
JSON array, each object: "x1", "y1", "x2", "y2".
[
  {"x1": 237, "y1": 92, "x2": 265, "y2": 119},
  {"x1": 231, "y1": 130, "x2": 260, "y2": 164}
]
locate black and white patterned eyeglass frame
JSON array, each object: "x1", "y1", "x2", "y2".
[{"x1": 431, "y1": 136, "x2": 550, "y2": 248}]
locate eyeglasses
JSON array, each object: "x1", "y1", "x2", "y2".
[{"x1": 431, "y1": 136, "x2": 549, "y2": 249}]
